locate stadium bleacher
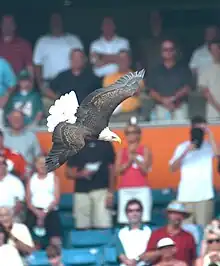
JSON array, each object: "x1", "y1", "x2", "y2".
[{"x1": 27, "y1": 188, "x2": 211, "y2": 265}]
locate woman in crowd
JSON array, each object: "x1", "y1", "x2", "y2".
[
  {"x1": 115, "y1": 117, "x2": 153, "y2": 224},
  {"x1": 196, "y1": 223, "x2": 220, "y2": 266},
  {"x1": 26, "y1": 155, "x2": 62, "y2": 247}
]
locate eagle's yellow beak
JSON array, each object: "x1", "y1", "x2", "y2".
[{"x1": 115, "y1": 135, "x2": 122, "y2": 144}]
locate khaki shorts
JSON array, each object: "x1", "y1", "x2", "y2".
[
  {"x1": 182, "y1": 199, "x2": 214, "y2": 227},
  {"x1": 74, "y1": 188, "x2": 112, "y2": 229}
]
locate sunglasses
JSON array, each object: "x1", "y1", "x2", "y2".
[
  {"x1": 207, "y1": 239, "x2": 220, "y2": 244},
  {"x1": 127, "y1": 208, "x2": 141, "y2": 213},
  {"x1": 162, "y1": 48, "x2": 175, "y2": 52},
  {"x1": 125, "y1": 130, "x2": 140, "y2": 135}
]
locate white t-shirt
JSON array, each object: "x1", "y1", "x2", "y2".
[
  {"x1": 90, "y1": 35, "x2": 130, "y2": 77},
  {"x1": 0, "y1": 244, "x2": 23, "y2": 266},
  {"x1": 30, "y1": 172, "x2": 56, "y2": 209},
  {"x1": 189, "y1": 44, "x2": 213, "y2": 75},
  {"x1": 118, "y1": 225, "x2": 151, "y2": 265},
  {"x1": 0, "y1": 174, "x2": 25, "y2": 208},
  {"x1": 33, "y1": 33, "x2": 84, "y2": 79},
  {"x1": 169, "y1": 140, "x2": 214, "y2": 202},
  {"x1": 9, "y1": 223, "x2": 34, "y2": 248},
  {"x1": 198, "y1": 62, "x2": 220, "y2": 119}
]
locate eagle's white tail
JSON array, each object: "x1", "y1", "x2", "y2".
[{"x1": 47, "y1": 91, "x2": 79, "y2": 133}]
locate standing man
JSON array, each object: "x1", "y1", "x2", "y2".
[
  {"x1": 147, "y1": 39, "x2": 192, "y2": 121},
  {"x1": 90, "y1": 17, "x2": 130, "y2": 78},
  {"x1": 198, "y1": 38, "x2": 220, "y2": 120},
  {"x1": 66, "y1": 140, "x2": 115, "y2": 229},
  {"x1": 43, "y1": 49, "x2": 101, "y2": 114},
  {"x1": 190, "y1": 25, "x2": 219, "y2": 77},
  {"x1": 33, "y1": 13, "x2": 83, "y2": 93},
  {"x1": 0, "y1": 15, "x2": 33, "y2": 75},
  {"x1": 169, "y1": 115, "x2": 219, "y2": 226}
]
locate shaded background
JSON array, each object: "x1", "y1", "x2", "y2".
[{"x1": 0, "y1": 0, "x2": 220, "y2": 63}]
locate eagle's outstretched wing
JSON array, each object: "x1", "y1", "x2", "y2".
[
  {"x1": 45, "y1": 122, "x2": 86, "y2": 172},
  {"x1": 74, "y1": 69, "x2": 145, "y2": 136}
]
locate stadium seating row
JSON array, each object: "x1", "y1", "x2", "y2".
[{"x1": 29, "y1": 226, "x2": 204, "y2": 266}]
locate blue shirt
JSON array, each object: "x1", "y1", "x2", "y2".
[{"x1": 0, "y1": 57, "x2": 16, "y2": 96}]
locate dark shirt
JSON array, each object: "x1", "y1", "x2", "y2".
[
  {"x1": 50, "y1": 67, "x2": 102, "y2": 103},
  {"x1": 0, "y1": 36, "x2": 32, "y2": 74},
  {"x1": 67, "y1": 140, "x2": 115, "y2": 193},
  {"x1": 147, "y1": 226, "x2": 196, "y2": 266},
  {"x1": 147, "y1": 62, "x2": 192, "y2": 97}
]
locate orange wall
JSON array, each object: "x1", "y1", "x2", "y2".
[{"x1": 36, "y1": 125, "x2": 220, "y2": 193}]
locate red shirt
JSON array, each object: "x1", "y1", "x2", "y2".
[
  {"x1": 0, "y1": 36, "x2": 32, "y2": 74},
  {"x1": 118, "y1": 146, "x2": 149, "y2": 188},
  {"x1": 1, "y1": 148, "x2": 27, "y2": 179},
  {"x1": 147, "y1": 226, "x2": 196, "y2": 266}
]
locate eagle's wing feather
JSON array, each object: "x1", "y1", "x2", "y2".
[
  {"x1": 45, "y1": 122, "x2": 86, "y2": 172},
  {"x1": 45, "y1": 143, "x2": 78, "y2": 173},
  {"x1": 75, "y1": 69, "x2": 145, "y2": 136}
]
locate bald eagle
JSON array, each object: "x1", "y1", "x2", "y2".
[{"x1": 45, "y1": 69, "x2": 145, "y2": 173}]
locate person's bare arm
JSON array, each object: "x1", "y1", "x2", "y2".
[
  {"x1": 44, "y1": 87, "x2": 58, "y2": 100},
  {"x1": 170, "y1": 143, "x2": 195, "y2": 172},
  {"x1": 9, "y1": 233, "x2": 35, "y2": 254},
  {"x1": 34, "y1": 65, "x2": 43, "y2": 89},
  {"x1": 140, "y1": 250, "x2": 161, "y2": 263},
  {"x1": 90, "y1": 52, "x2": 119, "y2": 67},
  {"x1": 108, "y1": 164, "x2": 115, "y2": 193},
  {"x1": 202, "y1": 88, "x2": 220, "y2": 113},
  {"x1": 26, "y1": 179, "x2": 39, "y2": 216},
  {"x1": 133, "y1": 146, "x2": 152, "y2": 175},
  {"x1": 115, "y1": 150, "x2": 132, "y2": 176},
  {"x1": 174, "y1": 85, "x2": 191, "y2": 101},
  {"x1": 65, "y1": 166, "x2": 92, "y2": 180},
  {"x1": 46, "y1": 175, "x2": 60, "y2": 212},
  {"x1": 195, "y1": 258, "x2": 203, "y2": 266},
  {"x1": 118, "y1": 254, "x2": 136, "y2": 265},
  {"x1": 207, "y1": 128, "x2": 220, "y2": 156},
  {"x1": 149, "y1": 90, "x2": 164, "y2": 104}
]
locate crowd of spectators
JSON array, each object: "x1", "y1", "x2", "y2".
[
  {"x1": 0, "y1": 7, "x2": 219, "y2": 266},
  {"x1": 0, "y1": 11, "x2": 219, "y2": 126}
]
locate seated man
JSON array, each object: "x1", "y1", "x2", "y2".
[
  {"x1": 0, "y1": 225, "x2": 24, "y2": 266},
  {"x1": 154, "y1": 238, "x2": 187, "y2": 266},
  {"x1": 142, "y1": 201, "x2": 196, "y2": 266},
  {"x1": 147, "y1": 39, "x2": 192, "y2": 121},
  {"x1": 3, "y1": 110, "x2": 42, "y2": 175},
  {"x1": 116, "y1": 199, "x2": 152, "y2": 266},
  {"x1": 0, "y1": 207, "x2": 35, "y2": 262},
  {"x1": 0, "y1": 130, "x2": 26, "y2": 180},
  {"x1": 4, "y1": 70, "x2": 43, "y2": 127}
]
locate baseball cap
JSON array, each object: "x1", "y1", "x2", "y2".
[
  {"x1": 157, "y1": 238, "x2": 175, "y2": 249},
  {"x1": 17, "y1": 69, "x2": 31, "y2": 80}
]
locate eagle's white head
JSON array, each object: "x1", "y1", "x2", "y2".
[{"x1": 98, "y1": 127, "x2": 121, "y2": 143}]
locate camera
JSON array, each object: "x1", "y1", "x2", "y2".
[{"x1": 190, "y1": 127, "x2": 205, "y2": 149}]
